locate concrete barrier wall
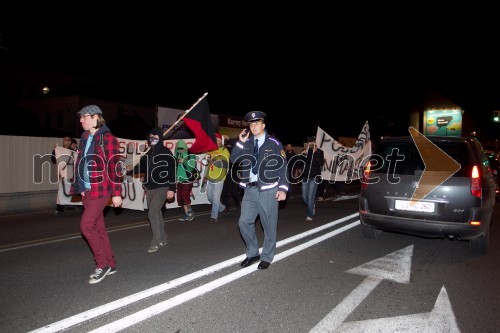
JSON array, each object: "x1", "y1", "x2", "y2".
[
  {"x1": 0, "y1": 135, "x2": 62, "y2": 216},
  {"x1": 0, "y1": 190, "x2": 57, "y2": 216}
]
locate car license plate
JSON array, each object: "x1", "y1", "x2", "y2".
[{"x1": 395, "y1": 200, "x2": 435, "y2": 213}]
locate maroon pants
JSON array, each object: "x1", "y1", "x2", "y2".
[
  {"x1": 176, "y1": 182, "x2": 193, "y2": 206},
  {"x1": 81, "y1": 194, "x2": 116, "y2": 269}
]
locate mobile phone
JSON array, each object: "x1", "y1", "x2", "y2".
[{"x1": 243, "y1": 128, "x2": 249, "y2": 135}]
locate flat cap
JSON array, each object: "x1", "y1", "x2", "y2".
[
  {"x1": 77, "y1": 105, "x2": 103, "y2": 115},
  {"x1": 245, "y1": 111, "x2": 266, "y2": 122}
]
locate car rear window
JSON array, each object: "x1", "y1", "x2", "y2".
[{"x1": 371, "y1": 141, "x2": 471, "y2": 177}]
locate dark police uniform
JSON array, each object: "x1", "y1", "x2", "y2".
[{"x1": 230, "y1": 111, "x2": 289, "y2": 266}]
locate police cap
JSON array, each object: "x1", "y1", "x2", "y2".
[{"x1": 245, "y1": 111, "x2": 266, "y2": 122}]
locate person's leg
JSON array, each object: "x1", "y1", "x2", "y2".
[
  {"x1": 257, "y1": 188, "x2": 279, "y2": 263},
  {"x1": 301, "y1": 181, "x2": 308, "y2": 206},
  {"x1": 213, "y1": 180, "x2": 226, "y2": 215},
  {"x1": 80, "y1": 194, "x2": 115, "y2": 268},
  {"x1": 147, "y1": 187, "x2": 168, "y2": 247},
  {"x1": 307, "y1": 180, "x2": 318, "y2": 217},
  {"x1": 207, "y1": 181, "x2": 219, "y2": 219},
  {"x1": 238, "y1": 187, "x2": 260, "y2": 258},
  {"x1": 186, "y1": 183, "x2": 194, "y2": 217}
]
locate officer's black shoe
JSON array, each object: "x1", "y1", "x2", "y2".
[
  {"x1": 258, "y1": 261, "x2": 270, "y2": 270},
  {"x1": 240, "y1": 255, "x2": 260, "y2": 267}
]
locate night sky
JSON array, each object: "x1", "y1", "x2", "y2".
[{"x1": 3, "y1": 19, "x2": 500, "y2": 146}]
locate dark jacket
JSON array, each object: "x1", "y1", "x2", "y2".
[
  {"x1": 230, "y1": 131, "x2": 289, "y2": 192},
  {"x1": 297, "y1": 146, "x2": 324, "y2": 182},
  {"x1": 130, "y1": 127, "x2": 176, "y2": 191}
]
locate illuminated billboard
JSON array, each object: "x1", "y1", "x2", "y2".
[{"x1": 423, "y1": 109, "x2": 462, "y2": 137}]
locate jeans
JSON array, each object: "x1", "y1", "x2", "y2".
[
  {"x1": 80, "y1": 194, "x2": 116, "y2": 269},
  {"x1": 207, "y1": 180, "x2": 226, "y2": 219},
  {"x1": 302, "y1": 179, "x2": 318, "y2": 218}
]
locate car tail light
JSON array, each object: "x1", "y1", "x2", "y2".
[
  {"x1": 470, "y1": 165, "x2": 482, "y2": 198},
  {"x1": 361, "y1": 161, "x2": 371, "y2": 189}
]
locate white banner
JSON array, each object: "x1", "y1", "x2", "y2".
[
  {"x1": 55, "y1": 138, "x2": 210, "y2": 211},
  {"x1": 315, "y1": 121, "x2": 371, "y2": 182}
]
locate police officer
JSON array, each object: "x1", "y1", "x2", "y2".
[{"x1": 230, "y1": 111, "x2": 288, "y2": 270}]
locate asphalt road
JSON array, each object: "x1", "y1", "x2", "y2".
[{"x1": 1, "y1": 185, "x2": 499, "y2": 333}]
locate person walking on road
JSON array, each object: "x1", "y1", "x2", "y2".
[
  {"x1": 298, "y1": 137, "x2": 324, "y2": 221},
  {"x1": 205, "y1": 133, "x2": 230, "y2": 223},
  {"x1": 71, "y1": 105, "x2": 123, "y2": 285},
  {"x1": 127, "y1": 127, "x2": 176, "y2": 253},
  {"x1": 175, "y1": 139, "x2": 197, "y2": 221},
  {"x1": 230, "y1": 111, "x2": 288, "y2": 270}
]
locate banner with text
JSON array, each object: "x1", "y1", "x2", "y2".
[
  {"x1": 315, "y1": 121, "x2": 371, "y2": 182},
  {"x1": 55, "y1": 138, "x2": 210, "y2": 211}
]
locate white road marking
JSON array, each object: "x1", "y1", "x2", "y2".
[
  {"x1": 310, "y1": 246, "x2": 460, "y2": 333},
  {"x1": 337, "y1": 287, "x2": 460, "y2": 333},
  {"x1": 309, "y1": 246, "x2": 413, "y2": 332},
  {"x1": 29, "y1": 213, "x2": 359, "y2": 333}
]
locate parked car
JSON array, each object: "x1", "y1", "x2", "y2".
[{"x1": 359, "y1": 136, "x2": 496, "y2": 255}]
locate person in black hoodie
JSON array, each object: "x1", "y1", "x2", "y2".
[{"x1": 127, "y1": 127, "x2": 176, "y2": 253}]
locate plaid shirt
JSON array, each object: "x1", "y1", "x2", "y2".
[{"x1": 73, "y1": 129, "x2": 123, "y2": 199}]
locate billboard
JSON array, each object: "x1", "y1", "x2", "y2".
[
  {"x1": 423, "y1": 109, "x2": 463, "y2": 137},
  {"x1": 218, "y1": 114, "x2": 248, "y2": 139}
]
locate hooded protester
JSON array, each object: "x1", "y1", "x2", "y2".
[
  {"x1": 127, "y1": 126, "x2": 176, "y2": 253},
  {"x1": 175, "y1": 139, "x2": 197, "y2": 221}
]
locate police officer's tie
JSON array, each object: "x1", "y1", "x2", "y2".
[{"x1": 252, "y1": 138, "x2": 259, "y2": 174}]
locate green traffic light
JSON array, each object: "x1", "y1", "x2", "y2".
[{"x1": 494, "y1": 116, "x2": 499, "y2": 122}]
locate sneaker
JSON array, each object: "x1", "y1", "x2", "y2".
[
  {"x1": 88, "y1": 266, "x2": 111, "y2": 284},
  {"x1": 179, "y1": 214, "x2": 189, "y2": 221},
  {"x1": 52, "y1": 211, "x2": 64, "y2": 216},
  {"x1": 186, "y1": 212, "x2": 194, "y2": 221},
  {"x1": 211, "y1": 218, "x2": 219, "y2": 223},
  {"x1": 159, "y1": 241, "x2": 167, "y2": 246},
  {"x1": 306, "y1": 217, "x2": 313, "y2": 221},
  {"x1": 90, "y1": 266, "x2": 116, "y2": 278},
  {"x1": 148, "y1": 244, "x2": 159, "y2": 253},
  {"x1": 317, "y1": 196, "x2": 324, "y2": 201}
]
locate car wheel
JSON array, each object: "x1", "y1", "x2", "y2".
[
  {"x1": 361, "y1": 224, "x2": 382, "y2": 239},
  {"x1": 470, "y1": 227, "x2": 489, "y2": 255}
]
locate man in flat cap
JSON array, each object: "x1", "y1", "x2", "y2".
[
  {"x1": 72, "y1": 105, "x2": 123, "y2": 284},
  {"x1": 230, "y1": 111, "x2": 289, "y2": 270}
]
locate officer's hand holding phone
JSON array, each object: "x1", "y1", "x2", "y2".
[{"x1": 239, "y1": 128, "x2": 250, "y2": 142}]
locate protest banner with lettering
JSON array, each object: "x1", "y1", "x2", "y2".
[
  {"x1": 315, "y1": 121, "x2": 371, "y2": 182},
  {"x1": 54, "y1": 138, "x2": 210, "y2": 211}
]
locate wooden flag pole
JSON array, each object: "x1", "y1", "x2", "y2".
[
  {"x1": 162, "y1": 92, "x2": 208, "y2": 137},
  {"x1": 132, "y1": 92, "x2": 209, "y2": 163}
]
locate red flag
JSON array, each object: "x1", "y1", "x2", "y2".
[{"x1": 183, "y1": 94, "x2": 218, "y2": 153}]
